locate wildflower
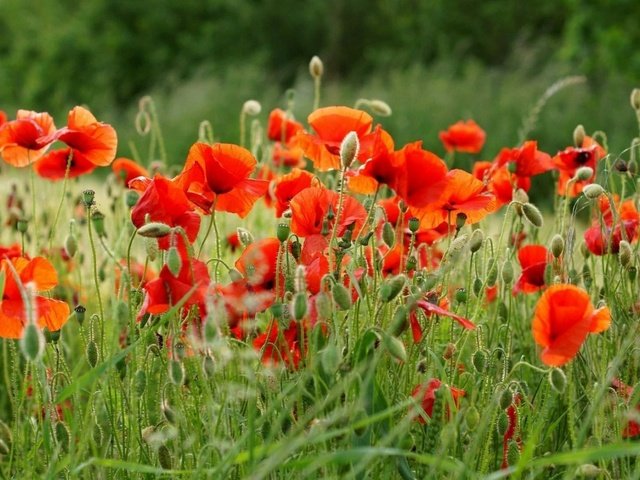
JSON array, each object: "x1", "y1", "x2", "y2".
[
  {"x1": 234, "y1": 238, "x2": 282, "y2": 293},
  {"x1": 0, "y1": 257, "x2": 70, "y2": 339},
  {"x1": 267, "y1": 109, "x2": 304, "y2": 143},
  {"x1": 473, "y1": 161, "x2": 530, "y2": 208},
  {"x1": 393, "y1": 141, "x2": 448, "y2": 208},
  {"x1": 554, "y1": 136, "x2": 606, "y2": 197},
  {"x1": 346, "y1": 126, "x2": 396, "y2": 194},
  {"x1": 411, "y1": 378, "x2": 465, "y2": 423},
  {"x1": 271, "y1": 168, "x2": 315, "y2": 217},
  {"x1": 514, "y1": 245, "x2": 550, "y2": 294},
  {"x1": 0, "y1": 110, "x2": 56, "y2": 167},
  {"x1": 532, "y1": 284, "x2": 610, "y2": 366},
  {"x1": 34, "y1": 106, "x2": 117, "y2": 179},
  {"x1": 112, "y1": 157, "x2": 149, "y2": 187},
  {"x1": 494, "y1": 141, "x2": 554, "y2": 177},
  {"x1": 439, "y1": 120, "x2": 486, "y2": 154},
  {"x1": 253, "y1": 320, "x2": 304, "y2": 368}
]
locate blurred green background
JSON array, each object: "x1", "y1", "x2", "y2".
[{"x1": 1, "y1": 0, "x2": 639, "y2": 166}]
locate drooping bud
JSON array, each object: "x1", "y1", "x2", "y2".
[
  {"x1": 496, "y1": 411, "x2": 510, "y2": 436},
  {"x1": 522, "y1": 203, "x2": 543, "y2": 228},
  {"x1": 64, "y1": 232, "x2": 78, "y2": 258},
  {"x1": 574, "y1": 166, "x2": 594, "y2": 182},
  {"x1": 582, "y1": 183, "x2": 605, "y2": 199},
  {"x1": 134, "y1": 369, "x2": 147, "y2": 396},
  {"x1": 86, "y1": 340, "x2": 98, "y2": 367},
  {"x1": 379, "y1": 274, "x2": 406, "y2": 303},
  {"x1": 54, "y1": 421, "x2": 70, "y2": 451},
  {"x1": 469, "y1": 229, "x2": 484, "y2": 253},
  {"x1": 382, "y1": 221, "x2": 395, "y2": 248},
  {"x1": 169, "y1": 359, "x2": 185, "y2": 386},
  {"x1": 20, "y1": 323, "x2": 44, "y2": 362},
  {"x1": 501, "y1": 259, "x2": 514, "y2": 285},
  {"x1": 369, "y1": 99, "x2": 392, "y2": 117},
  {"x1": 137, "y1": 222, "x2": 171, "y2": 238},
  {"x1": 166, "y1": 245, "x2": 182, "y2": 277},
  {"x1": 551, "y1": 234, "x2": 564, "y2": 258},
  {"x1": 506, "y1": 440, "x2": 521, "y2": 467},
  {"x1": 162, "y1": 401, "x2": 178, "y2": 425},
  {"x1": 573, "y1": 124, "x2": 586, "y2": 147},
  {"x1": 315, "y1": 291, "x2": 333, "y2": 321},
  {"x1": 631, "y1": 88, "x2": 640, "y2": 111},
  {"x1": 158, "y1": 444, "x2": 172, "y2": 470},
  {"x1": 486, "y1": 258, "x2": 498, "y2": 286},
  {"x1": 455, "y1": 212, "x2": 467, "y2": 231},
  {"x1": 465, "y1": 406, "x2": 480, "y2": 430},
  {"x1": 499, "y1": 388, "x2": 513, "y2": 410},
  {"x1": 242, "y1": 100, "x2": 262, "y2": 116},
  {"x1": 472, "y1": 350, "x2": 487, "y2": 373},
  {"x1": 549, "y1": 367, "x2": 567, "y2": 393},
  {"x1": 382, "y1": 331, "x2": 407, "y2": 362},
  {"x1": 309, "y1": 56, "x2": 324, "y2": 79},
  {"x1": 388, "y1": 305, "x2": 408, "y2": 336},
  {"x1": 145, "y1": 237, "x2": 159, "y2": 261},
  {"x1": 340, "y1": 131, "x2": 359, "y2": 169},
  {"x1": 291, "y1": 292, "x2": 308, "y2": 321}
]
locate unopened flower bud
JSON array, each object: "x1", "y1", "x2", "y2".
[
  {"x1": 573, "y1": 124, "x2": 586, "y2": 147},
  {"x1": 291, "y1": 292, "x2": 308, "y2": 321},
  {"x1": 472, "y1": 350, "x2": 487, "y2": 373},
  {"x1": 169, "y1": 359, "x2": 185, "y2": 386},
  {"x1": 237, "y1": 227, "x2": 254, "y2": 246},
  {"x1": 455, "y1": 212, "x2": 467, "y2": 231},
  {"x1": 64, "y1": 233, "x2": 78, "y2": 258},
  {"x1": 574, "y1": 166, "x2": 594, "y2": 182},
  {"x1": 369, "y1": 99, "x2": 392, "y2": 117},
  {"x1": 125, "y1": 190, "x2": 139, "y2": 208},
  {"x1": 388, "y1": 305, "x2": 408, "y2": 336},
  {"x1": 469, "y1": 229, "x2": 484, "y2": 253},
  {"x1": 315, "y1": 291, "x2": 333, "y2": 321},
  {"x1": 575, "y1": 464, "x2": 603, "y2": 478},
  {"x1": 465, "y1": 406, "x2": 480, "y2": 430},
  {"x1": 331, "y1": 283, "x2": 352, "y2": 310},
  {"x1": 158, "y1": 445, "x2": 172, "y2": 470},
  {"x1": 134, "y1": 369, "x2": 146, "y2": 396},
  {"x1": 166, "y1": 246, "x2": 182, "y2": 277},
  {"x1": 242, "y1": 100, "x2": 261, "y2": 116},
  {"x1": 486, "y1": 258, "x2": 498, "y2": 286},
  {"x1": 501, "y1": 259, "x2": 514, "y2": 285},
  {"x1": 522, "y1": 203, "x2": 543, "y2": 228},
  {"x1": 91, "y1": 210, "x2": 106, "y2": 237},
  {"x1": 551, "y1": 234, "x2": 564, "y2": 258},
  {"x1": 549, "y1": 367, "x2": 567, "y2": 393},
  {"x1": 619, "y1": 240, "x2": 632, "y2": 268},
  {"x1": 20, "y1": 323, "x2": 44, "y2": 362},
  {"x1": 382, "y1": 221, "x2": 395, "y2": 247},
  {"x1": 582, "y1": 183, "x2": 605, "y2": 199},
  {"x1": 55, "y1": 421, "x2": 70, "y2": 451},
  {"x1": 382, "y1": 332, "x2": 407, "y2": 362},
  {"x1": 499, "y1": 388, "x2": 513, "y2": 410},
  {"x1": 162, "y1": 401, "x2": 178, "y2": 425},
  {"x1": 340, "y1": 131, "x2": 359, "y2": 169},
  {"x1": 309, "y1": 56, "x2": 324, "y2": 78},
  {"x1": 86, "y1": 340, "x2": 98, "y2": 367},
  {"x1": 137, "y1": 222, "x2": 171, "y2": 238},
  {"x1": 496, "y1": 411, "x2": 510, "y2": 436},
  {"x1": 379, "y1": 274, "x2": 406, "y2": 303},
  {"x1": 506, "y1": 440, "x2": 521, "y2": 467},
  {"x1": 145, "y1": 237, "x2": 159, "y2": 261},
  {"x1": 631, "y1": 88, "x2": 640, "y2": 111}
]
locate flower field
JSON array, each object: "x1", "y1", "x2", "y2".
[{"x1": 0, "y1": 58, "x2": 640, "y2": 479}]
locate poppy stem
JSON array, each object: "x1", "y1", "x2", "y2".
[
  {"x1": 329, "y1": 167, "x2": 347, "y2": 272},
  {"x1": 29, "y1": 156, "x2": 38, "y2": 248},
  {"x1": 48, "y1": 151, "x2": 73, "y2": 252},
  {"x1": 197, "y1": 213, "x2": 214, "y2": 260},
  {"x1": 86, "y1": 204, "x2": 106, "y2": 359}
]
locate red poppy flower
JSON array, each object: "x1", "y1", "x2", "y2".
[
  {"x1": 299, "y1": 234, "x2": 330, "y2": 294},
  {"x1": 234, "y1": 238, "x2": 282, "y2": 293},
  {"x1": 532, "y1": 284, "x2": 610, "y2": 366},
  {"x1": 131, "y1": 175, "x2": 201, "y2": 250},
  {"x1": 216, "y1": 279, "x2": 276, "y2": 333},
  {"x1": 0, "y1": 256, "x2": 70, "y2": 339},
  {"x1": 34, "y1": 106, "x2": 117, "y2": 179},
  {"x1": 112, "y1": 157, "x2": 149, "y2": 187},
  {"x1": 0, "y1": 110, "x2": 56, "y2": 167},
  {"x1": 294, "y1": 106, "x2": 374, "y2": 171},
  {"x1": 411, "y1": 169, "x2": 497, "y2": 229},
  {"x1": 272, "y1": 142, "x2": 305, "y2": 168},
  {"x1": 473, "y1": 161, "x2": 530, "y2": 208},
  {"x1": 409, "y1": 296, "x2": 475, "y2": 343},
  {"x1": 583, "y1": 220, "x2": 638, "y2": 256},
  {"x1": 411, "y1": 378, "x2": 465, "y2": 423},
  {"x1": 138, "y1": 255, "x2": 210, "y2": 320},
  {"x1": 494, "y1": 141, "x2": 554, "y2": 177},
  {"x1": 611, "y1": 378, "x2": 640, "y2": 439},
  {"x1": 554, "y1": 136, "x2": 606, "y2": 197},
  {"x1": 439, "y1": 120, "x2": 486, "y2": 154},
  {"x1": 394, "y1": 142, "x2": 448, "y2": 208},
  {"x1": 253, "y1": 319, "x2": 304, "y2": 368},
  {"x1": 514, "y1": 245, "x2": 550, "y2": 294},
  {"x1": 289, "y1": 187, "x2": 367, "y2": 238},
  {"x1": 346, "y1": 127, "x2": 397, "y2": 195},
  {"x1": 267, "y1": 108, "x2": 304, "y2": 143},
  {"x1": 0, "y1": 110, "x2": 7, "y2": 126},
  {"x1": 176, "y1": 142, "x2": 268, "y2": 217},
  {"x1": 271, "y1": 168, "x2": 315, "y2": 217}
]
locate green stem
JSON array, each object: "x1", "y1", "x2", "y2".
[
  {"x1": 48, "y1": 151, "x2": 73, "y2": 251},
  {"x1": 87, "y1": 205, "x2": 106, "y2": 359}
]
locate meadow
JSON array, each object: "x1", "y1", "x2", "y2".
[{"x1": 0, "y1": 56, "x2": 640, "y2": 479}]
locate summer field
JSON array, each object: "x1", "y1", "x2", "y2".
[{"x1": 1, "y1": 56, "x2": 640, "y2": 479}]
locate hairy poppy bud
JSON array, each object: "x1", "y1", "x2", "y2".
[
  {"x1": 309, "y1": 55, "x2": 324, "y2": 78},
  {"x1": 631, "y1": 88, "x2": 640, "y2": 111},
  {"x1": 549, "y1": 367, "x2": 567, "y2": 393},
  {"x1": 551, "y1": 234, "x2": 564, "y2": 258},
  {"x1": 242, "y1": 100, "x2": 261, "y2": 116},
  {"x1": 166, "y1": 246, "x2": 182, "y2": 277},
  {"x1": 158, "y1": 444, "x2": 172, "y2": 470},
  {"x1": 472, "y1": 350, "x2": 487, "y2": 373},
  {"x1": 138, "y1": 222, "x2": 171, "y2": 238},
  {"x1": 379, "y1": 274, "x2": 406, "y2": 303},
  {"x1": 320, "y1": 344, "x2": 340, "y2": 376},
  {"x1": 64, "y1": 232, "x2": 78, "y2": 258},
  {"x1": 501, "y1": 259, "x2": 514, "y2": 285},
  {"x1": 315, "y1": 291, "x2": 333, "y2": 321},
  {"x1": 496, "y1": 411, "x2": 510, "y2": 436},
  {"x1": 486, "y1": 258, "x2": 498, "y2": 286},
  {"x1": 382, "y1": 221, "x2": 395, "y2": 248},
  {"x1": 506, "y1": 440, "x2": 521, "y2": 467},
  {"x1": 55, "y1": 421, "x2": 70, "y2": 451},
  {"x1": 582, "y1": 183, "x2": 605, "y2": 199},
  {"x1": 575, "y1": 464, "x2": 603, "y2": 478},
  {"x1": 469, "y1": 229, "x2": 484, "y2": 253},
  {"x1": 499, "y1": 388, "x2": 513, "y2": 410},
  {"x1": 331, "y1": 283, "x2": 352, "y2": 310},
  {"x1": 382, "y1": 332, "x2": 407, "y2": 362},
  {"x1": 86, "y1": 340, "x2": 98, "y2": 367},
  {"x1": 134, "y1": 369, "x2": 146, "y2": 396},
  {"x1": 388, "y1": 305, "x2": 408, "y2": 336},
  {"x1": 574, "y1": 166, "x2": 594, "y2": 182},
  {"x1": 20, "y1": 323, "x2": 44, "y2": 362},
  {"x1": 169, "y1": 359, "x2": 185, "y2": 386},
  {"x1": 619, "y1": 240, "x2": 632, "y2": 268},
  {"x1": 472, "y1": 277, "x2": 483, "y2": 297},
  {"x1": 369, "y1": 99, "x2": 392, "y2": 117},
  {"x1": 573, "y1": 124, "x2": 586, "y2": 147},
  {"x1": 522, "y1": 203, "x2": 543, "y2": 228},
  {"x1": 162, "y1": 401, "x2": 178, "y2": 425},
  {"x1": 340, "y1": 131, "x2": 359, "y2": 169},
  {"x1": 82, "y1": 189, "x2": 95, "y2": 207},
  {"x1": 465, "y1": 406, "x2": 480, "y2": 430},
  {"x1": 91, "y1": 210, "x2": 106, "y2": 237},
  {"x1": 291, "y1": 292, "x2": 308, "y2": 321},
  {"x1": 237, "y1": 227, "x2": 254, "y2": 247}
]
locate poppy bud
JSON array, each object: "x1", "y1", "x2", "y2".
[
  {"x1": 20, "y1": 323, "x2": 44, "y2": 362},
  {"x1": 514, "y1": 188, "x2": 529, "y2": 205},
  {"x1": 291, "y1": 292, "x2": 308, "y2": 321},
  {"x1": 340, "y1": 131, "x2": 359, "y2": 169},
  {"x1": 469, "y1": 229, "x2": 484, "y2": 253},
  {"x1": 162, "y1": 401, "x2": 178, "y2": 425},
  {"x1": 573, "y1": 124, "x2": 586, "y2": 147},
  {"x1": 582, "y1": 183, "x2": 605, "y2": 199},
  {"x1": 631, "y1": 88, "x2": 640, "y2": 111},
  {"x1": 619, "y1": 240, "x2": 632, "y2": 268},
  {"x1": 472, "y1": 349, "x2": 487, "y2": 373},
  {"x1": 551, "y1": 234, "x2": 564, "y2": 258},
  {"x1": 408, "y1": 217, "x2": 420, "y2": 233},
  {"x1": 506, "y1": 440, "x2": 521, "y2": 467},
  {"x1": 137, "y1": 222, "x2": 171, "y2": 238},
  {"x1": 86, "y1": 340, "x2": 98, "y2": 367},
  {"x1": 158, "y1": 444, "x2": 172, "y2": 470},
  {"x1": 369, "y1": 99, "x2": 392, "y2": 117},
  {"x1": 380, "y1": 274, "x2": 406, "y2": 303},
  {"x1": 321, "y1": 219, "x2": 330, "y2": 236},
  {"x1": 320, "y1": 344, "x2": 340, "y2": 376},
  {"x1": 501, "y1": 259, "x2": 514, "y2": 285},
  {"x1": 382, "y1": 332, "x2": 407, "y2": 362},
  {"x1": 331, "y1": 283, "x2": 352, "y2": 310},
  {"x1": 454, "y1": 288, "x2": 467, "y2": 304},
  {"x1": 629, "y1": 265, "x2": 637, "y2": 282},
  {"x1": 499, "y1": 388, "x2": 513, "y2": 410},
  {"x1": 549, "y1": 367, "x2": 567, "y2": 393},
  {"x1": 169, "y1": 359, "x2": 185, "y2": 386},
  {"x1": 455, "y1": 212, "x2": 467, "y2": 231},
  {"x1": 91, "y1": 210, "x2": 106, "y2": 237},
  {"x1": 16, "y1": 218, "x2": 28, "y2": 234},
  {"x1": 575, "y1": 464, "x2": 603, "y2": 478},
  {"x1": 465, "y1": 406, "x2": 480, "y2": 430},
  {"x1": 203, "y1": 355, "x2": 215, "y2": 377},
  {"x1": 309, "y1": 55, "x2": 324, "y2": 79},
  {"x1": 615, "y1": 159, "x2": 628, "y2": 173},
  {"x1": 276, "y1": 223, "x2": 290, "y2": 243},
  {"x1": 64, "y1": 232, "x2": 78, "y2": 258},
  {"x1": 242, "y1": 100, "x2": 261, "y2": 116},
  {"x1": 166, "y1": 246, "x2": 182, "y2": 277},
  {"x1": 82, "y1": 189, "x2": 95, "y2": 207},
  {"x1": 236, "y1": 227, "x2": 253, "y2": 247},
  {"x1": 315, "y1": 291, "x2": 333, "y2": 321},
  {"x1": 134, "y1": 369, "x2": 146, "y2": 396},
  {"x1": 496, "y1": 411, "x2": 510, "y2": 436},
  {"x1": 574, "y1": 166, "x2": 594, "y2": 182},
  {"x1": 486, "y1": 258, "x2": 498, "y2": 286},
  {"x1": 55, "y1": 421, "x2": 70, "y2": 451},
  {"x1": 382, "y1": 221, "x2": 395, "y2": 248},
  {"x1": 472, "y1": 277, "x2": 483, "y2": 297},
  {"x1": 522, "y1": 203, "x2": 543, "y2": 228},
  {"x1": 388, "y1": 305, "x2": 408, "y2": 336},
  {"x1": 125, "y1": 190, "x2": 139, "y2": 208}
]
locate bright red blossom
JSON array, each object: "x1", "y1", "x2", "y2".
[
  {"x1": 514, "y1": 245, "x2": 550, "y2": 294},
  {"x1": 439, "y1": 120, "x2": 486, "y2": 154},
  {"x1": 0, "y1": 110, "x2": 56, "y2": 167},
  {"x1": 411, "y1": 378, "x2": 465, "y2": 423}
]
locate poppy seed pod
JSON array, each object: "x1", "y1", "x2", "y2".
[
  {"x1": 91, "y1": 210, "x2": 106, "y2": 237},
  {"x1": 16, "y1": 218, "x2": 28, "y2": 234},
  {"x1": 573, "y1": 124, "x2": 586, "y2": 147},
  {"x1": 582, "y1": 183, "x2": 605, "y2": 199},
  {"x1": 242, "y1": 100, "x2": 262, "y2": 116},
  {"x1": 522, "y1": 203, "x2": 543, "y2": 228},
  {"x1": 309, "y1": 56, "x2": 324, "y2": 78},
  {"x1": 339, "y1": 131, "x2": 359, "y2": 169},
  {"x1": 137, "y1": 222, "x2": 171, "y2": 238},
  {"x1": 408, "y1": 217, "x2": 420, "y2": 233},
  {"x1": 82, "y1": 189, "x2": 95, "y2": 207},
  {"x1": 74, "y1": 305, "x2": 86, "y2": 326},
  {"x1": 276, "y1": 223, "x2": 290, "y2": 243},
  {"x1": 551, "y1": 234, "x2": 564, "y2": 258},
  {"x1": 631, "y1": 88, "x2": 640, "y2": 111}
]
